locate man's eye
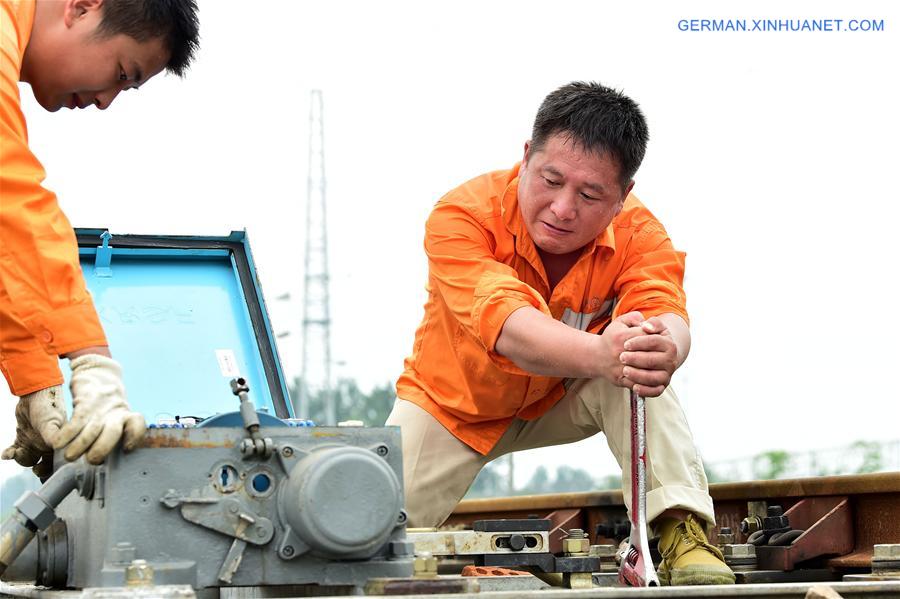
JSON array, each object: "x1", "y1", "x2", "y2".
[
  {"x1": 580, "y1": 192, "x2": 600, "y2": 201},
  {"x1": 119, "y1": 67, "x2": 128, "y2": 81},
  {"x1": 543, "y1": 177, "x2": 560, "y2": 187}
]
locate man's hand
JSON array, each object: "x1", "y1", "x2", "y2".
[
  {"x1": 1, "y1": 385, "x2": 67, "y2": 479},
  {"x1": 52, "y1": 354, "x2": 146, "y2": 465},
  {"x1": 596, "y1": 311, "x2": 648, "y2": 383},
  {"x1": 617, "y1": 315, "x2": 685, "y2": 397}
]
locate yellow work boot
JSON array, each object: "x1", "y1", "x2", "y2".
[{"x1": 655, "y1": 514, "x2": 735, "y2": 586}]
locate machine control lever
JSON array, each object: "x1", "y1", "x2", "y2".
[{"x1": 231, "y1": 378, "x2": 274, "y2": 458}]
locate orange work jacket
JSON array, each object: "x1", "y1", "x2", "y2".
[
  {"x1": 0, "y1": 0, "x2": 107, "y2": 396},
  {"x1": 396, "y1": 164, "x2": 688, "y2": 455}
]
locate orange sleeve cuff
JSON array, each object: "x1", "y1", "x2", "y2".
[
  {"x1": 614, "y1": 279, "x2": 690, "y2": 326},
  {"x1": 0, "y1": 346, "x2": 63, "y2": 396},
  {"x1": 24, "y1": 299, "x2": 108, "y2": 356}
]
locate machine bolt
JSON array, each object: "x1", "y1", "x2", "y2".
[
  {"x1": 589, "y1": 544, "x2": 619, "y2": 573},
  {"x1": 413, "y1": 551, "x2": 438, "y2": 578},
  {"x1": 375, "y1": 444, "x2": 389, "y2": 457},
  {"x1": 397, "y1": 510, "x2": 408, "y2": 524},
  {"x1": 562, "y1": 529, "x2": 590, "y2": 555},
  {"x1": 282, "y1": 545, "x2": 295, "y2": 557},
  {"x1": 564, "y1": 571, "x2": 593, "y2": 589},
  {"x1": 723, "y1": 544, "x2": 756, "y2": 558},
  {"x1": 508, "y1": 534, "x2": 526, "y2": 551},
  {"x1": 240, "y1": 439, "x2": 254, "y2": 455},
  {"x1": 740, "y1": 516, "x2": 762, "y2": 535},
  {"x1": 872, "y1": 544, "x2": 900, "y2": 574},
  {"x1": 228, "y1": 504, "x2": 239, "y2": 514},
  {"x1": 723, "y1": 543, "x2": 757, "y2": 572},
  {"x1": 589, "y1": 544, "x2": 617, "y2": 558},
  {"x1": 874, "y1": 544, "x2": 900, "y2": 560},
  {"x1": 281, "y1": 446, "x2": 294, "y2": 458},
  {"x1": 761, "y1": 505, "x2": 790, "y2": 537},
  {"x1": 718, "y1": 526, "x2": 736, "y2": 546},
  {"x1": 124, "y1": 559, "x2": 154, "y2": 587}
]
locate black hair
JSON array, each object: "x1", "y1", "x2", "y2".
[
  {"x1": 96, "y1": 0, "x2": 200, "y2": 77},
  {"x1": 531, "y1": 81, "x2": 649, "y2": 186}
]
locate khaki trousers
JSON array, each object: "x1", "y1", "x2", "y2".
[{"x1": 386, "y1": 378, "x2": 714, "y2": 529}]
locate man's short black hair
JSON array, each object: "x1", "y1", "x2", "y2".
[
  {"x1": 96, "y1": 0, "x2": 200, "y2": 77},
  {"x1": 531, "y1": 82, "x2": 649, "y2": 186}
]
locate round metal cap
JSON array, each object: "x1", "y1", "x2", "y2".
[{"x1": 282, "y1": 446, "x2": 402, "y2": 557}]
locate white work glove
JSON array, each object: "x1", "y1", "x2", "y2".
[
  {"x1": 52, "y1": 354, "x2": 146, "y2": 464},
  {"x1": 1, "y1": 385, "x2": 66, "y2": 479}
]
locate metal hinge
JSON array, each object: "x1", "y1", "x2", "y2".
[{"x1": 94, "y1": 231, "x2": 113, "y2": 277}]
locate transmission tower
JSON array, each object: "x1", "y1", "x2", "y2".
[{"x1": 300, "y1": 89, "x2": 334, "y2": 424}]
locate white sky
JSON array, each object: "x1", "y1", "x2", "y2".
[{"x1": 2, "y1": 0, "x2": 899, "y2": 488}]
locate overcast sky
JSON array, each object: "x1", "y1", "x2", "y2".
[{"x1": 2, "y1": 0, "x2": 899, "y2": 487}]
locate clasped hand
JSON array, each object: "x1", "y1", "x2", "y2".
[{"x1": 598, "y1": 311, "x2": 679, "y2": 397}]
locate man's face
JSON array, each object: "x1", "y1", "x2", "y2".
[
  {"x1": 24, "y1": 0, "x2": 169, "y2": 112},
  {"x1": 517, "y1": 133, "x2": 634, "y2": 255}
]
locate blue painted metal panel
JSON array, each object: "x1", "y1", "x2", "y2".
[{"x1": 65, "y1": 244, "x2": 278, "y2": 424}]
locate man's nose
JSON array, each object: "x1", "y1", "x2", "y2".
[
  {"x1": 93, "y1": 88, "x2": 122, "y2": 110},
  {"x1": 549, "y1": 191, "x2": 577, "y2": 221}
]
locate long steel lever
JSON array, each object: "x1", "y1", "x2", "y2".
[{"x1": 618, "y1": 390, "x2": 659, "y2": 587}]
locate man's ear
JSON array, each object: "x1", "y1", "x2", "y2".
[
  {"x1": 616, "y1": 180, "x2": 635, "y2": 213},
  {"x1": 522, "y1": 140, "x2": 532, "y2": 166},
  {"x1": 64, "y1": 0, "x2": 105, "y2": 28}
]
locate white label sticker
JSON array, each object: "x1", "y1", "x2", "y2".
[{"x1": 215, "y1": 349, "x2": 241, "y2": 377}]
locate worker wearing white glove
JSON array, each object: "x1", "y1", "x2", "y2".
[
  {"x1": 2, "y1": 354, "x2": 146, "y2": 472},
  {"x1": 54, "y1": 354, "x2": 146, "y2": 464},
  {"x1": 1, "y1": 385, "x2": 65, "y2": 478}
]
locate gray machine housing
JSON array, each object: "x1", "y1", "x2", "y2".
[{"x1": 22, "y1": 423, "x2": 413, "y2": 592}]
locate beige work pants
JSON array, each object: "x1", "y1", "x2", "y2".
[{"x1": 386, "y1": 378, "x2": 714, "y2": 529}]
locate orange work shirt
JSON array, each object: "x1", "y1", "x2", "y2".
[
  {"x1": 396, "y1": 164, "x2": 688, "y2": 455},
  {"x1": 0, "y1": 0, "x2": 107, "y2": 395}
]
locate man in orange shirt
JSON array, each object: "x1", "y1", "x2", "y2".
[
  {"x1": 389, "y1": 82, "x2": 734, "y2": 586},
  {"x1": 1, "y1": 0, "x2": 199, "y2": 477}
]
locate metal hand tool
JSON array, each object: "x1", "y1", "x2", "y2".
[{"x1": 618, "y1": 390, "x2": 660, "y2": 587}]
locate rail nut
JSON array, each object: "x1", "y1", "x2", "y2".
[
  {"x1": 717, "y1": 527, "x2": 736, "y2": 546},
  {"x1": 763, "y1": 505, "x2": 789, "y2": 531},
  {"x1": 873, "y1": 544, "x2": 900, "y2": 560},
  {"x1": 872, "y1": 544, "x2": 900, "y2": 573},
  {"x1": 14, "y1": 492, "x2": 56, "y2": 530},
  {"x1": 723, "y1": 543, "x2": 756, "y2": 558},
  {"x1": 589, "y1": 544, "x2": 619, "y2": 573},
  {"x1": 564, "y1": 571, "x2": 593, "y2": 589},
  {"x1": 723, "y1": 543, "x2": 757, "y2": 572},
  {"x1": 740, "y1": 516, "x2": 762, "y2": 535},
  {"x1": 589, "y1": 544, "x2": 617, "y2": 558},
  {"x1": 562, "y1": 536, "x2": 590, "y2": 555},
  {"x1": 413, "y1": 552, "x2": 438, "y2": 578},
  {"x1": 125, "y1": 559, "x2": 154, "y2": 586}
]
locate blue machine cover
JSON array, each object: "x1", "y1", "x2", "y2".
[{"x1": 67, "y1": 230, "x2": 293, "y2": 424}]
